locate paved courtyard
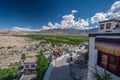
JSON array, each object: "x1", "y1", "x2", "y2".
[
  {"x1": 49, "y1": 49, "x2": 88, "y2": 80},
  {"x1": 49, "y1": 56, "x2": 73, "y2": 80}
]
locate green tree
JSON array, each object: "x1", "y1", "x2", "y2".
[
  {"x1": 21, "y1": 54, "x2": 26, "y2": 62},
  {"x1": 51, "y1": 42, "x2": 55, "y2": 48},
  {"x1": 36, "y1": 50, "x2": 48, "y2": 80},
  {"x1": 0, "y1": 67, "x2": 18, "y2": 80},
  {"x1": 84, "y1": 51, "x2": 89, "y2": 64}
]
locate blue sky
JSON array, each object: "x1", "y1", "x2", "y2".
[{"x1": 0, "y1": 0, "x2": 119, "y2": 31}]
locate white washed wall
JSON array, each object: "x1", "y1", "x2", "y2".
[
  {"x1": 87, "y1": 36, "x2": 120, "y2": 80},
  {"x1": 23, "y1": 63, "x2": 36, "y2": 69},
  {"x1": 99, "y1": 21, "x2": 120, "y2": 33},
  {"x1": 87, "y1": 37, "x2": 98, "y2": 80}
]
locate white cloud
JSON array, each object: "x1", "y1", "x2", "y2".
[
  {"x1": 110, "y1": 1, "x2": 120, "y2": 13},
  {"x1": 72, "y1": 10, "x2": 78, "y2": 14},
  {"x1": 12, "y1": 27, "x2": 41, "y2": 32},
  {"x1": 62, "y1": 14, "x2": 75, "y2": 20},
  {"x1": 108, "y1": 1, "x2": 120, "y2": 19},
  {"x1": 60, "y1": 14, "x2": 75, "y2": 29},
  {"x1": 12, "y1": 27, "x2": 31, "y2": 31},
  {"x1": 42, "y1": 10, "x2": 90, "y2": 30},
  {"x1": 43, "y1": 1, "x2": 120, "y2": 30},
  {"x1": 91, "y1": 1, "x2": 120, "y2": 24},
  {"x1": 12, "y1": 1, "x2": 120, "y2": 31},
  {"x1": 48, "y1": 22, "x2": 59, "y2": 29},
  {"x1": 75, "y1": 19, "x2": 89, "y2": 30},
  {"x1": 42, "y1": 26, "x2": 50, "y2": 30},
  {"x1": 91, "y1": 12, "x2": 108, "y2": 24}
]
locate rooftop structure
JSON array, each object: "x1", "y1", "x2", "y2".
[
  {"x1": 87, "y1": 19, "x2": 120, "y2": 80},
  {"x1": 98, "y1": 19, "x2": 120, "y2": 33},
  {"x1": 53, "y1": 49, "x2": 62, "y2": 58},
  {"x1": 24, "y1": 57, "x2": 37, "y2": 63}
]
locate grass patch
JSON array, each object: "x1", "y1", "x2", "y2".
[
  {"x1": 16, "y1": 35, "x2": 88, "y2": 45},
  {"x1": 0, "y1": 67, "x2": 18, "y2": 80}
]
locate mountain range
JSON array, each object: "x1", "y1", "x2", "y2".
[
  {"x1": 28, "y1": 28, "x2": 98, "y2": 35},
  {"x1": 0, "y1": 28, "x2": 98, "y2": 36}
]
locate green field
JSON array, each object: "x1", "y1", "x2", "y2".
[
  {"x1": 0, "y1": 67, "x2": 18, "y2": 80},
  {"x1": 17, "y1": 35, "x2": 88, "y2": 45}
]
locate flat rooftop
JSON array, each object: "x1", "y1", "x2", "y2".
[
  {"x1": 24, "y1": 57, "x2": 37, "y2": 63},
  {"x1": 24, "y1": 53, "x2": 38, "y2": 63},
  {"x1": 89, "y1": 33, "x2": 120, "y2": 37},
  {"x1": 99, "y1": 19, "x2": 120, "y2": 23}
]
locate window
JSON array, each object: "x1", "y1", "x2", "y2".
[
  {"x1": 101, "y1": 54, "x2": 107, "y2": 67},
  {"x1": 31, "y1": 64, "x2": 35, "y2": 68},
  {"x1": 118, "y1": 57, "x2": 120, "y2": 75},
  {"x1": 115, "y1": 24, "x2": 119, "y2": 28},
  {"x1": 25, "y1": 64, "x2": 29, "y2": 68},
  {"x1": 113, "y1": 24, "x2": 120, "y2": 29},
  {"x1": 100, "y1": 24, "x2": 104, "y2": 30},
  {"x1": 109, "y1": 56, "x2": 117, "y2": 71},
  {"x1": 106, "y1": 23, "x2": 111, "y2": 29},
  {"x1": 98, "y1": 52, "x2": 108, "y2": 68},
  {"x1": 97, "y1": 51, "x2": 120, "y2": 76}
]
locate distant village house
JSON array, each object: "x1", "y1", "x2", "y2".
[{"x1": 23, "y1": 53, "x2": 37, "y2": 74}]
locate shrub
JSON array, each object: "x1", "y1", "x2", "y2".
[
  {"x1": 0, "y1": 67, "x2": 18, "y2": 80},
  {"x1": 0, "y1": 46, "x2": 5, "y2": 49},
  {"x1": 36, "y1": 50, "x2": 48, "y2": 80},
  {"x1": 84, "y1": 51, "x2": 89, "y2": 64},
  {"x1": 7, "y1": 46, "x2": 13, "y2": 49},
  {"x1": 21, "y1": 54, "x2": 26, "y2": 62}
]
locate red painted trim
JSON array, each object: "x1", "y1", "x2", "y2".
[
  {"x1": 108, "y1": 55, "x2": 117, "y2": 72},
  {"x1": 116, "y1": 56, "x2": 119, "y2": 74},
  {"x1": 106, "y1": 54, "x2": 109, "y2": 68},
  {"x1": 98, "y1": 51, "x2": 120, "y2": 76},
  {"x1": 98, "y1": 51, "x2": 102, "y2": 66},
  {"x1": 118, "y1": 56, "x2": 120, "y2": 74}
]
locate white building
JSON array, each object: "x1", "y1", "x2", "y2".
[
  {"x1": 23, "y1": 53, "x2": 37, "y2": 74},
  {"x1": 88, "y1": 19, "x2": 120, "y2": 80}
]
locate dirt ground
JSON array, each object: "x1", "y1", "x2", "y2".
[{"x1": 0, "y1": 35, "x2": 39, "y2": 68}]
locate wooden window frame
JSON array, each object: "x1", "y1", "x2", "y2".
[
  {"x1": 31, "y1": 64, "x2": 35, "y2": 68},
  {"x1": 25, "y1": 64, "x2": 30, "y2": 68},
  {"x1": 106, "y1": 23, "x2": 111, "y2": 29},
  {"x1": 113, "y1": 24, "x2": 120, "y2": 29},
  {"x1": 97, "y1": 51, "x2": 120, "y2": 76},
  {"x1": 100, "y1": 24, "x2": 104, "y2": 30},
  {"x1": 118, "y1": 56, "x2": 120, "y2": 75},
  {"x1": 108, "y1": 55, "x2": 118, "y2": 73}
]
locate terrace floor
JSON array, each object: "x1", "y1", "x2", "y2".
[
  {"x1": 49, "y1": 56, "x2": 73, "y2": 80},
  {"x1": 49, "y1": 49, "x2": 88, "y2": 80}
]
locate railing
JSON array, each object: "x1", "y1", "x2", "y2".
[{"x1": 43, "y1": 60, "x2": 55, "y2": 80}]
